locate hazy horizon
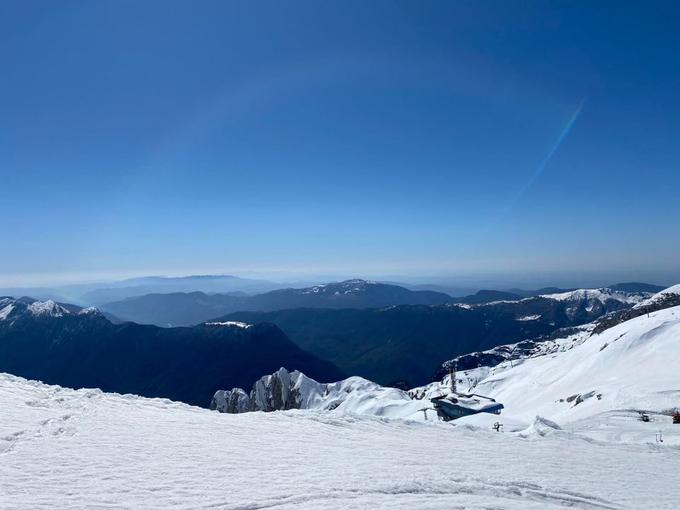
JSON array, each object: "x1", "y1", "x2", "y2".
[{"x1": 1, "y1": 266, "x2": 677, "y2": 294}]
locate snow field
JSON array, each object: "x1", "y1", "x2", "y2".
[{"x1": 2, "y1": 372, "x2": 680, "y2": 509}]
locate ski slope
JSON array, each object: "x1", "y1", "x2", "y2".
[
  {"x1": 2, "y1": 372, "x2": 680, "y2": 509},
  {"x1": 462, "y1": 305, "x2": 680, "y2": 429}
]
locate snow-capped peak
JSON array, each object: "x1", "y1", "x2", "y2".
[{"x1": 27, "y1": 300, "x2": 70, "y2": 317}]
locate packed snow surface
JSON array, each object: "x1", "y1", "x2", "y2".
[{"x1": 2, "y1": 372, "x2": 680, "y2": 509}]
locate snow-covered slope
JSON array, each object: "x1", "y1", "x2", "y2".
[
  {"x1": 3, "y1": 372, "x2": 680, "y2": 509},
  {"x1": 464, "y1": 305, "x2": 680, "y2": 424},
  {"x1": 633, "y1": 283, "x2": 680, "y2": 309}
]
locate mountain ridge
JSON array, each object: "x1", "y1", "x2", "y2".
[
  {"x1": 0, "y1": 297, "x2": 343, "y2": 407},
  {"x1": 218, "y1": 287, "x2": 646, "y2": 386},
  {"x1": 100, "y1": 279, "x2": 455, "y2": 326}
]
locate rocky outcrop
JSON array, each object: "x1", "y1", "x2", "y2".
[
  {"x1": 210, "y1": 388, "x2": 251, "y2": 413},
  {"x1": 211, "y1": 367, "x2": 324, "y2": 413},
  {"x1": 210, "y1": 367, "x2": 420, "y2": 417}
]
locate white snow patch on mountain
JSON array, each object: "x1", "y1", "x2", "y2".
[
  {"x1": 0, "y1": 304, "x2": 14, "y2": 321},
  {"x1": 2, "y1": 372, "x2": 680, "y2": 509},
  {"x1": 77, "y1": 306, "x2": 99, "y2": 315},
  {"x1": 516, "y1": 314, "x2": 541, "y2": 321},
  {"x1": 204, "y1": 320, "x2": 252, "y2": 329},
  {"x1": 295, "y1": 279, "x2": 378, "y2": 295},
  {"x1": 27, "y1": 300, "x2": 69, "y2": 317},
  {"x1": 540, "y1": 288, "x2": 645, "y2": 304}
]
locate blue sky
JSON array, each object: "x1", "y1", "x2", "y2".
[{"x1": 1, "y1": 1, "x2": 679, "y2": 287}]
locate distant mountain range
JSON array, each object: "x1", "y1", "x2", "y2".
[
  {"x1": 100, "y1": 280, "x2": 455, "y2": 326},
  {"x1": 98, "y1": 279, "x2": 663, "y2": 328},
  {"x1": 0, "y1": 274, "x2": 288, "y2": 306},
  {"x1": 75, "y1": 274, "x2": 288, "y2": 305},
  {"x1": 0, "y1": 297, "x2": 343, "y2": 407}
]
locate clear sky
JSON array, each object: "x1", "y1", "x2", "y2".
[{"x1": 1, "y1": 1, "x2": 679, "y2": 287}]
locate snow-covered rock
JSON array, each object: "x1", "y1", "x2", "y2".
[
  {"x1": 211, "y1": 367, "x2": 427, "y2": 419},
  {"x1": 210, "y1": 387, "x2": 250, "y2": 413}
]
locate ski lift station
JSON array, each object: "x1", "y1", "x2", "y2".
[
  {"x1": 431, "y1": 393, "x2": 504, "y2": 421},
  {"x1": 430, "y1": 364, "x2": 504, "y2": 421}
]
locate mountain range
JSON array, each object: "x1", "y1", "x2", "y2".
[
  {"x1": 0, "y1": 297, "x2": 343, "y2": 407},
  {"x1": 97, "y1": 279, "x2": 664, "y2": 328},
  {"x1": 212, "y1": 284, "x2": 680, "y2": 429},
  {"x1": 219, "y1": 287, "x2": 649, "y2": 386},
  {"x1": 0, "y1": 274, "x2": 288, "y2": 306},
  {"x1": 99, "y1": 280, "x2": 455, "y2": 326},
  {"x1": 0, "y1": 282, "x2": 663, "y2": 406}
]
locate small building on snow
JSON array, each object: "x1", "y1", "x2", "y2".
[{"x1": 431, "y1": 393, "x2": 504, "y2": 421}]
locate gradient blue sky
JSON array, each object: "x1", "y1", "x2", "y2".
[{"x1": 1, "y1": 1, "x2": 679, "y2": 287}]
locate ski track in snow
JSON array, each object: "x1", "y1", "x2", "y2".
[{"x1": 2, "y1": 373, "x2": 680, "y2": 509}]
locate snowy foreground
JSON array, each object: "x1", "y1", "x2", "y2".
[{"x1": 2, "y1": 372, "x2": 680, "y2": 509}]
